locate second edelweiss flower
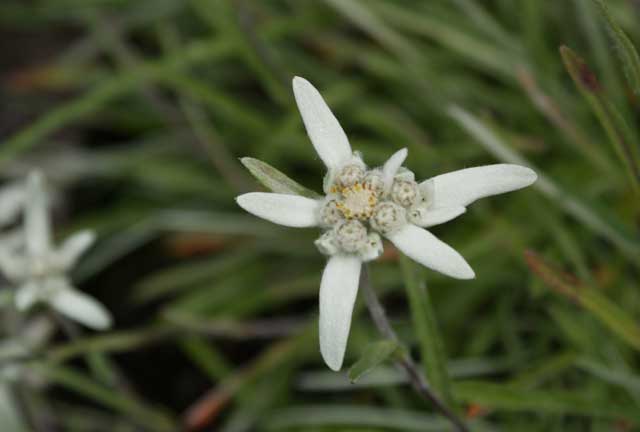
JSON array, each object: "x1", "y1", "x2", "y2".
[
  {"x1": 237, "y1": 77, "x2": 537, "y2": 371},
  {"x1": 0, "y1": 172, "x2": 112, "y2": 330}
]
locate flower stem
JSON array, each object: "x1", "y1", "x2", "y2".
[{"x1": 360, "y1": 265, "x2": 469, "y2": 432}]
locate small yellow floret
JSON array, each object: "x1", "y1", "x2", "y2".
[{"x1": 336, "y1": 182, "x2": 378, "y2": 220}]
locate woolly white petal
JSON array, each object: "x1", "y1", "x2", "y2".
[
  {"x1": 0, "y1": 182, "x2": 24, "y2": 227},
  {"x1": 414, "y1": 206, "x2": 466, "y2": 228},
  {"x1": 236, "y1": 192, "x2": 320, "y2": 227},
  {"x1": 47, "y1": 283, "x2": 112, "y2": 330},
  {"x1": 15, "y1": 282, "x2": 40, "y2": 311},
  {"x1": 387, "y1": 224, "x2": 475, "y2": 279},
  {"x1": 0, "y1": 247, "x2": 27, "y2": 282},
  {"x1": 293, "y1": 76, "x2": 352, "y2": 170},
  {"x1": 25, "y1": 171, "x2": 52, "y2": 256},
  {"x1": 57, "y1": 230, "x2": 96, "y2": 269},
  {"x1": 319, "y1": 254, "x2": 362, "y2": 371},
  {"x1": 382, "y1": 148, "x2": 408, "y2": 193},
  {"x1": 420, "y1": 164, "x2": 537, "y2": 209}
]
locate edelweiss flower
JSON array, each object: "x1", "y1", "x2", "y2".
[
  {"x1": 237, "y1": 77, "x2": 537, "y2": 370},
  {"x1": 0, "y1": 172, "x2": 112, "y2": 330}
]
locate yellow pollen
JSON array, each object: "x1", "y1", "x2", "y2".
[{"x1": 336, "y1": 182, "x2": 378, "y2": 220}]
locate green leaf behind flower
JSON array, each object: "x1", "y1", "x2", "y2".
[
  {"x1": 348, "y1": 339, "x2": 401, "y2": 383},
  {"x1": 240, "y1": 157, "x2": 321, "y2": 199}
]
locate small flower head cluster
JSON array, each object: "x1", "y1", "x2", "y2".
[
  {"x1": 0, "y1": 172, "x2": 112, "y2": 330},
  {"x1": 315, "y1": 149, "x2": 430, "y2": 262},
  {"x1": 236, "y1": 77, "x2": 537, "y2": 371}
]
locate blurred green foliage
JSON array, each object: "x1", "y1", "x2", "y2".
[{"x1": 1, "y1": 0, "x2": 640, "y2": 430}]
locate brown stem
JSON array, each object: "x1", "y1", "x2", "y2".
[{"x1": 360, "y1": 266, "x2": 469, "y2": 432}]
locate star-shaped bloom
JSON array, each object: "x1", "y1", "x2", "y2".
[
  {"x1": 0, "y1": 172, "x2": 112, "y2": 330},
  {"x1": 236, "y1": 77, "x2": 537, "y2": 370}
]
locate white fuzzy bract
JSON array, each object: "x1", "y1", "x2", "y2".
[{"x1": 236, "y1": 77, "x2": 537, "y2": 370}]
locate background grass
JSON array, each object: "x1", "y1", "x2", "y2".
[{"x1": 1, "y1": 0, "x2": 640, "y2": 430}]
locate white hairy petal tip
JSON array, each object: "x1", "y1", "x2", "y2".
[
  {"x1": 387, "y1": 224, "x2": 475, "y2": 280},
  {"x1": 58, "y1": 230, "x2": 96, "y2": 269},
  {"x1": 292, "y1": 76, "x2": 352, "y2": 171},
  {"x1": 15, "y1": 283, "x2": 40, "y2": 311},
  {"x1": 236, "y1": 192, "x2": 319, "y2": 228},
  {"x1": 48, "y1": 285, "x2": 113, "y2": 330},
  {"x1": 382, "y1": 148, "x2": 408, "y2": 192},
  {"x1": 421, "y1": 164, "x2": 537, "y2": 209}
]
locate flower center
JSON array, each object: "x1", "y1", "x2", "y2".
[{"x1": 336, "y1": 182, "x2": 377, "y2": 220}]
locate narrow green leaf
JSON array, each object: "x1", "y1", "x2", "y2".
[
  {"x1": 451, "y1": 0, "x2": 520, "y2": 53},
  {"x1": 399, "y1": 255, "x2": 454, "y2": 407},
  {"x1": 348, "y1": 339, "x2": 400, "y2": 383},
  {"x1": 48, "y1": 325, "x2": 173, "y2": 363},
  {"x1": 448, "y1": 104, "x2": 640, "y2": 264},
  {"x1": 373, "y1": 0, "x2": 516, "y2": 78},
  {"x1": 453, "y1": 380, "x2": 640, "y2": 422},
  {"x1": 525, "y1": 251, "x2": 640, "y2": 352},
  {"x1": 592, "y1": 0, "x2": 640, "y2": 96},
  {"x1": 0, "y1": 38, "x2": 235, "y2": 168},
  {"x1": 240, "y1": 157, "x2": 321, "y2": 198},
  {"x1": 559, "y1": 45, "x2": 640, "y2": 194},
  {"x1": 324, "y1": 0, "x2": 421, "y2": 63},
  {"x1": 189, "y1": 0, "x2": 290, "y2": 107},
  {"x1": 299, "y1": 356, "x2": 516, "y2": 391},
  {"x1": 0, "y1": 385, "x2": 27, "y2": 432},
  {"x1": 133, "y1": 250, "x2": 256, "y2": 303},
  {"x1": 31, "y1": 364, "x2": 177, "y2": 431},
  {"x1": 266, "y1": 404, "x2": 454, "y2": 431},
  {"x1": 516, "y1": 67, "x2": 615, "y2": 176},
  {"x1": 509, "y1": 351, "x2": 578, "y2": 389},
  {"x1": 576, "y1": 357, "x2": 640, "y2": 396},
  {"x1": 180, "y1": 336, "x2": 232, "y2": 381},
  {"x1": 184, "y1": 327, "x2": 316, "y2": 430},
  {"x1": 222, "y1": 372, "x2": 290, "y2": 432}
]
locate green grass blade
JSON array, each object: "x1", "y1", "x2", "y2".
[
  {"x1": 0, "y1": 385, "x2": 27, "y2": 432},
  {"x1": 132, "y1": 250, "x2": 257, "y2": 303},
  {"x1": 525, "y1": 251, "x2": 640, "y2": 352},
  {"x1": 31, "y1": 364, "x2": 177, "y2": 431},
  {"x1": 448, "y1": 104, "x2": 640, "y2": 264},
  {"x1": 265, "y1": 405, "x2": 455, "y2": 431},
  {"x1": 188, "y1": 0, "x2": 289, "y2": 106},
  {"x1": 516, "y1": 67, "x2": 616, "y2": 176},
  {"x1": 0, "y1": 38, "x2": 233, "y2": 167},
  {"x1": 399, "y1": 255, "x2": 454, "y2": 407},
  {"x1": 324, "y1": 0, "x2": 421, "y2": 63},
  {"x1": 592, "y1": 0, "x2": 640, "y2": 96},
  {"x1": 454, "y1": 381, "x2": 640, "y2": 422},
  {"x1": 348, "y1": 339, "x2": 401, "y2": 383},
  {"x1": 48, "y1": 325, "x2": 173, "y2": 363},
  {"x1": 183, "y1": 327, "x2": 316, "y2": 430},
  {"x1": 576, "y1": 357, "x2": 640, "y2": 396},
  {"x1": 560, "y1": 45, "x2": 640, "y2": 194},
  {"x1": 180, "y1": 336, "x2": 232, "y2": 381}
]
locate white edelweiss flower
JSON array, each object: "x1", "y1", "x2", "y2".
[
  {"x1": 0, "y1": 171, "x2": 112, "y2": 330},
  {"x1": 236, "y1": 76, "x2": 537, "y2": 371}
]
